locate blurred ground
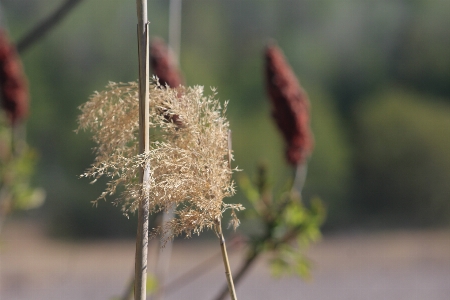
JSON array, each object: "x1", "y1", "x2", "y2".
[{"x1": 1, "y1": 221, "x2": 449, "y2": 300}]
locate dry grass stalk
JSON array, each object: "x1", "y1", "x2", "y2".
[{"x1": 77, "y1": 81, "x2": 242, "y2": 241}]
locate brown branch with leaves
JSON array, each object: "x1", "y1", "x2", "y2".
[
  {"x1": 214, "y1": 163, "x2": 325, "y2": 300},
  {"x1": 0, "y1": 29, "x2": 44, "y2": 233},
  {"x1": 214, "y1": 42, "x2": 323, "y2": 300}
]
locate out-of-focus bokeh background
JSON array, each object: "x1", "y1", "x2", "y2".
[{"x1": 1, "y1": 0, "x2": 449, "y2": 299}]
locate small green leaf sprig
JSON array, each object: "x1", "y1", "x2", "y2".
[
  {"x1": 0, "y1": 115, "x2": 45, "y2": 217},
  {"x1": 239, "y1": 163, "x2": 325, "y2": 279}
]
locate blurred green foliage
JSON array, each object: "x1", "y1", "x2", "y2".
[
  {"x1": 0, "y1": 114, "x2": 45, "y2": 223},
  {"x1": 0, "y1": 0, "x2": 449, "y2": 236},
  {"x1": 304, "y1": 87, "x2": 352, "y2": 228},
  {"x1": 238, "y1": 163, "x2": 325, "y2": 279},
  {"x1": 354, "y1": 88, "x2": 450, "y2": 226}
]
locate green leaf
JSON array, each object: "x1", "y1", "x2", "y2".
[{"x1": 284, "y1": 203, "x2": 306, "y2": 227}]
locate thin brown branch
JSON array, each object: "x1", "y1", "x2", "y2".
[
  {"x1": 215, "y1": 218, "x2": 238, "y2": 300},
  {"x1": 16, "y1": 0, "x2": 84, "y2": 54},
  {"x1": 214, "y1": 250, "x2": 259, "y2": 300},
  {"x1": 158, "y1": 237, "x2": 242, "y2": 298}
]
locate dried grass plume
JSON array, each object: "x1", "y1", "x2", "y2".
[{"x1": 77, "y1": 81, "x2": 242, "y2": 239}]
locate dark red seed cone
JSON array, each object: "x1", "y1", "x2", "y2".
[
  {"x1": 150, "y1": 37, "x2": 184, "y2": 88},
  {"x1": 0, "y1": 30, "x2": 29, "y2": 125},
  {"x1": 150, "y1": 38, "x2": 185, "y2": 126},
  {"x1": 265, "y1": 43, "x2": 313, "y2": 165}
]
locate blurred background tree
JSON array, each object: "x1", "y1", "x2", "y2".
[
  {"x1": 1, "y1": 0, "x2": 449, "y2": 237},
  {"x1": 354, "y1": 88, "x2": 450, "y2": 227}
]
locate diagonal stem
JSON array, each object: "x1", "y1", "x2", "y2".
[
  {"x1": 214, "y1": 250, "x2": 259, "y2": 300},
  {"x1": 17, "y1": 0, "x2": 84, "y2": 54},
  {"x1": 160, "y1": 237, "x2": 242, "y2": 297}
]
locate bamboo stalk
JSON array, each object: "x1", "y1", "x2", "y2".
[{"x1": 135, "y1": 1, "x2": 150, "y2": 300}]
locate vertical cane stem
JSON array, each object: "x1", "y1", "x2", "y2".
[{"x1": 134, "y1": 1, "x2": 150, "y2": 300}]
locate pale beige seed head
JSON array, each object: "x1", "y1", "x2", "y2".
[{"x1": 77, "y1": 81, "x2": 243, "y2": 240}]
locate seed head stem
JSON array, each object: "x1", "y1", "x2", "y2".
[
  {"x1": 214, "y1": 130, "x2": 238, "y2": 300},
  {"x1": 216, "y1": 218, "x2": 238, "y2": 300}
]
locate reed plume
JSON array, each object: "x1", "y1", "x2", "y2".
[
  {"x1": 77, "y1": 81, "x2": 242, "y2": 240},
  {"x1": 0, "y1": 30, "x2": 28, "y2": 125},
  {"x1": 265, "y1": 43, "x2": 313, "y2": 165}
]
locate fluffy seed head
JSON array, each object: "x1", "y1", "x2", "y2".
[
  {"x1": 265, "y1": 43, "x2": 313, "y2": 165},
  {"x1": 77, "y1": 81, "x2": 242, "y2": 240}
]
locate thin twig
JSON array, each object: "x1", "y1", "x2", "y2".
[
  {"x1": 214, "y1": 251, "x2": 259, "y2": 300},
  {"x1": 134, "y1": 1, "x2": 150, "y2": 300},
  {"x1": 213, "y1": 130, "x2": 238, "y2": 300},
  {"x1": 16, "y1": 0, "x2": 84, "y2": 54},
  {"x1": 157, "y1": 237, "x2": 242, "y2": 298},
  {"x1": 215, "y1": 162, "x2": 308, "y2": 300},
  {"x1": 216, "y1": 218, "x2": 238, "y2": 300}
]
